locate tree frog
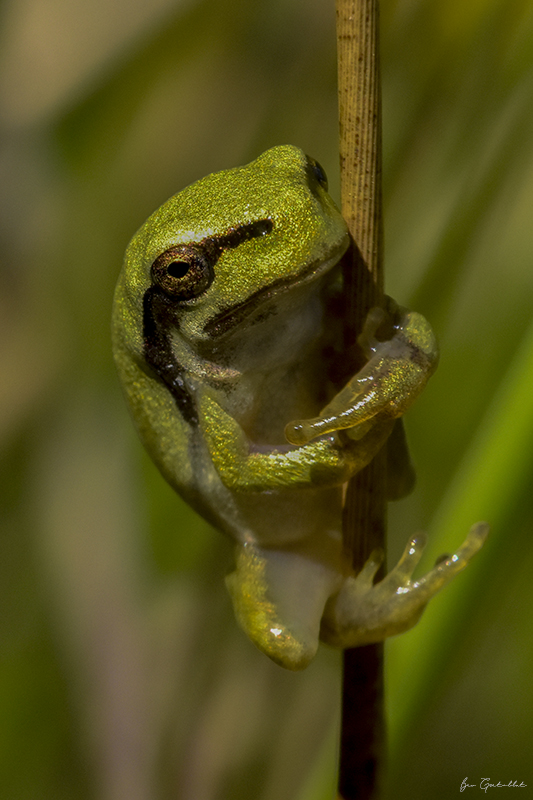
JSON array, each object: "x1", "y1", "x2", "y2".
[{"x1": 112, "y1": 145, "x2": 487, "y2": 670}]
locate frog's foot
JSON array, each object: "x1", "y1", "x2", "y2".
[
  {"x1": 226, "y1": 542, "x2": 342, "y2": 670},
  {"x1": 284, "y1": 303, "x2": 439, "y2": 446},
  {"x1": 320, "y1": 522, "x2": 489, "y2": 648}
]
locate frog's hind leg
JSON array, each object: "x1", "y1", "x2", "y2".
[
  {"x1": 319, "y1": 522, "x2": 489, "y2": 648},
  {"x1": 226, "y1": 541, "x2": 343, "y2": 670}
]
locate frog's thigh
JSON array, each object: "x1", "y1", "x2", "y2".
[{"x1": 226, "y1": 541, "x2": 342, "y2": 670}]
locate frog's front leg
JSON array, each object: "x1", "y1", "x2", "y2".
[
  {"x1": 320, "y1": 522, "x2": 489, "y2": 647},
  {"x1": 284, "y1": 302, "x2": 439, "y2": 445}
]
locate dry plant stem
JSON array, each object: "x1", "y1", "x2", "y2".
[{"x1": 336, "y1": 1, "x2": 385, "y2": 799}]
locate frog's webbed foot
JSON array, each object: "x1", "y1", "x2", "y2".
[
  {"x1": 226, "y1": 541, "x2": 342, "y2": 670},
  {"x1": 320, "y1": 522, "x2": 489, "y2": 648},
  {"x1": 284, "y1": 301, "x2": 439, "y2": 446}
]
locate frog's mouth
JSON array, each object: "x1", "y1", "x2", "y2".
[{"x1": 203, "y1": 241, "x2": 348, "y2": 338}]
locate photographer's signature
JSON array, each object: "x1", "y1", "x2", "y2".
[{"x1": 461, "y1": 778, "x2": 527, "y2": 793}]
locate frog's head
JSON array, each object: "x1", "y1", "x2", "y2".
[{"x1": 115, "y1": 146, "x2": 349, "y2": 363}]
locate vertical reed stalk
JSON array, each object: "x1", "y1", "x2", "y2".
[{"x1": 335, "y1": 1, "x2": 385, "y2": 798}]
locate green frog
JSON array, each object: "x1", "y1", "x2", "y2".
[{"x1": 112, "y1": 145, "x2": 487, "y2": 670}]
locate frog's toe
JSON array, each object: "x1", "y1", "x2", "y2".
[{"x1": 320, "y1": 522, "x2": 489, "y2": 648}]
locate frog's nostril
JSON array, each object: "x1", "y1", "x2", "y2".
[{"x1": 305, "y1": 156, "x2": 328, "y2": 192}]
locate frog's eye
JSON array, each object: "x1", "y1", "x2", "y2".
[
  {"x1": 151, "y1": 245, "x2": 214, "y2": 300},
  {"x1": 307, "y1": 157, "x2": 328, "y2": 191}
]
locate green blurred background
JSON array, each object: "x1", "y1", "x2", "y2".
[{"x1": 1, "y1": 0, "x2": 532, "y2": 797}]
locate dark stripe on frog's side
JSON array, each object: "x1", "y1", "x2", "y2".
[
  {"x1": 142, "y1": 218, "x2": 274, "y2": 426},
  {"x1": 142, "y1": 286, "x2": 199, "y2": 425}
]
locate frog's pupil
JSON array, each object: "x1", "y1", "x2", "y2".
[{"x1": 167, "y1": 261, "x2": 190, "y2": 279}]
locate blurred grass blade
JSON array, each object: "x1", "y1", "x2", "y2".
[{"x1": 389, "y1": 313, "x2": 533, "y2": 752}]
